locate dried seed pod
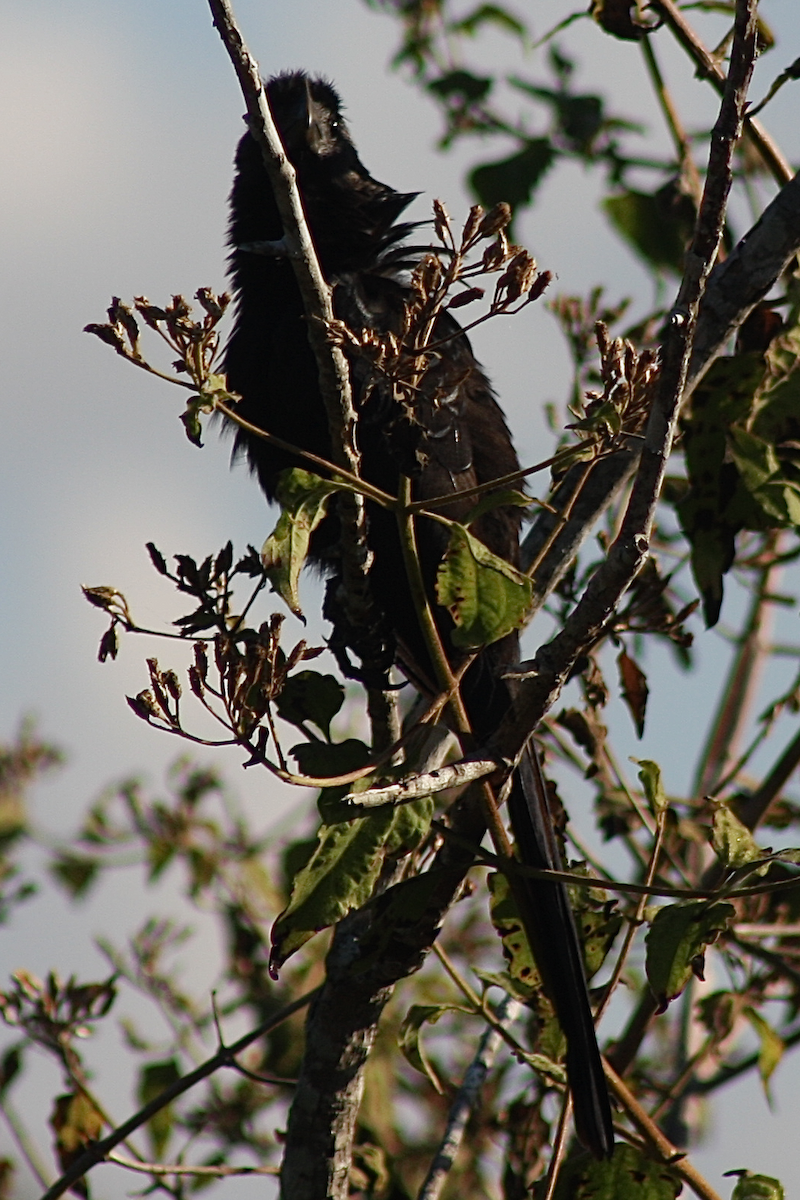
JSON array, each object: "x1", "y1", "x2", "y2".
[
  {"x1": 461, "y1": 204, "x2": 485, "y2": 246},
  {"x1": 478, "y1": 201, "x2": 512, "y2": 238},
  {"x1": 432, "y1": 198, "x2": 452, "y2": 245}
]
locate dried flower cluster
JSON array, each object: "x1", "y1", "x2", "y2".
[{"x1": 328, "y1": 200, "x2": 552, "y2": 430}]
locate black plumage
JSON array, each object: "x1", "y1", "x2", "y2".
[{"x1": 224, "y1": 70, "x2": 614, "y2": 1159}]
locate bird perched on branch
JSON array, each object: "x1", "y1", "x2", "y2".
[{"x1": 224, "y1": 69, "x2": 614, "y2": 1159}]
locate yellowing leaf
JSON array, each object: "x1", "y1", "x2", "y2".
[
  {"x1": 744, "y1": 1007, "x2": 785, "y2": 1105},
  {"x1": 711, "y1": 802, "x2": 769, "y2": 872}
]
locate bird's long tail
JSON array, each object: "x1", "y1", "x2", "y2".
[{"x1": 506, "y1": 746, "x2": 614, "y2": 1159}]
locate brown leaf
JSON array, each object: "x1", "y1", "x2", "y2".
[{"x1": 618, "y1": 649, "x2": 649, "y2": 737}]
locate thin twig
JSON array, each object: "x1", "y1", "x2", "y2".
[
  {"x1": 37, "y1": 987, "x2": 319, "y2": 1200},
  {"x1": 431, "y1": 944, "x2": 564, "y2": 1081},
  {"x1": 596, "y1": 801, "x2": 667, "y2": 1022},
  {"x1": 496, "y1": 0, "x2": 760, "y2": 772},
  {"x1": 106, "y1": 1153, "x2": 280, "y2": 1178},
  {"x1": 0, "y1": 1096, "x2": 53, "y2": 1189},
  {"x1": 652, "y1": 0, "x2": 793, "y2": 186},
  {"x1": 604, "y1": 1061, "x2": 723, "y2": 1200},
  {"x1": 693, "y1": 542, "x2": 782, "y2": 798},
  {"x1": 640, "y1": 34, "x2": 703, "y2": 204},
  {"x1": 541, "y1": 1097, "x2": 572, "y2": 1200},
  {"x1": 430, "y1": 817, "x2": 800, "y2": 903}
]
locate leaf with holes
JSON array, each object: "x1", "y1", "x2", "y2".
[{"x1": 645, "y1": 900, "x2": 734, "y2": 1011}]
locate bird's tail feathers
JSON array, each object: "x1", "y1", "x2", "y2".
[{"x1": 507, "y1": 748, "x2": 615, "y2": 1160}]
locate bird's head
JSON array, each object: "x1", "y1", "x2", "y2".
[{"x1": 265, "y1": 70, "x2": 353, "y2": 164}]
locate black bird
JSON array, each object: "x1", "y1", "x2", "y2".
[{"x1": 224, "y1": 70, "x2": 614, "y2": 1160}]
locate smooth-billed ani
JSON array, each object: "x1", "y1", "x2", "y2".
[{"x1": 223, "y1": 70, "x2": 614, "y2": 1160}]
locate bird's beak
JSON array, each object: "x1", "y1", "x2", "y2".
[{"x1": 279, "y1": 76, "x2": 323, "y2": 153}]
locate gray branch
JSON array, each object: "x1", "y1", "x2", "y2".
[
  {"x1": 417, "y1": 995, "x2": 522, "y2": 1200},
  {"x1": 344, "y1": 756, "x2": 505, "y2": 808},
  {"x1": 501, "y1": 0, "x2": 761, "y2": 765}
]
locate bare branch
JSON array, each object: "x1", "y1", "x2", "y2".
[
  {"x1": 687, "y1": 169, "x2": 800, "y2": 396},
  {"x1": 652, "y1": 0, "x2": 793, "y2": 186},
  {"x1": 417, "y1": 994, "x2": 522, "y2": 1200},
  {"x1": 106, "y1": 1153, "x2": 280, "y2": 1179},
  {"x1": 344, "y1": 755, "x2": 505, "y2": 807},
  {"x1": 503, "y1": 0, "x2": 761, "y2": 765},
  {"x1": 37, "y1": 988, "x2": 318, "y2": 1200}
]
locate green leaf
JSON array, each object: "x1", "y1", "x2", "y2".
[
  {"x1": 428, "y1": 69, "x2": 492, "y2": 102},
  {"x1": 711, "y1": 802, "x2": 769, "y2": 872},
  {"x1": 644, "y1": 900, "x2": 734, "y2": 1010},
  {"x1": 261, "y1": 469, "x2": 342, "y2": 616},
  {"x1": 436, "y1": 524, "x2": 532, "y2": 649},
  {"x1": 180, "y1": 397, "x2": 206, "y2": 447},
  {"x1": 633, "y1": 759, "x2": 668, "y2": 817},
  {"x1": 488, "y1": 870, "x2": 540, "y2": 996},
  {"x1": 729, "y1": 427, "x2": 800, "y2": 525},
  {"x1": 0, "y1": 1045, "x2": 22, "y2": 1097},
  {"x1": 744, "y1": 1007, "x2": 785, "y2": 1103},
  {"x1": 147, "y1": 836, "x2": 177, "y2": 881},
  {"x1": 675, "y1": 350, "x2": 790, "y2": 625},
  {"x1": 603, "y1": 188, "x2": 691, "y2": 274},
  {"x1": 291, "y1": 737, "x2": 371, "y2": 786},
  {"x1": 473, "y1": 968, "x2": 536, "y2": 1003},
  {"x1": 684, "y1": 523, "x2": 736, "y2": 628},
  {"x1": 272, "y1": 730, "x2": 434, "y2": 969},
  {"x1": 137, "y1": 1059, "x2": 181, "y2": 1158},
  {"x1": 469, "y1": 139, "x2": 556, "y2": 212},
  {"x1": 726, "y1": 1170, "x2": 785, "y2": 1200},
  {"x1": 510, "y1": 79, "x2": 612, "y2": 157},
  {"x1": 450, "y1": 5, "x2": 526, "y2": 38},
  {"x1": 398, "y1": 1005, "x2": 454, "y2": 1093},
  {"x1": 464, "y1": 488, "x2": 530, "y2": 526},
  {"x1": 383, "y1": 794, "x2": 434, "y2": 857},
  {"x1": 550, "y1": 1142, "x2": 681, "y2": 1199},
  {"x1": 270, "y1": 806, "x2": 395, "y2": 970},
  {"x1": 276, "y1": 670, "x2": 345, "y2": 740},
  {"x1": 49, "y1": 854, "x2": 100, "y2": 899}
]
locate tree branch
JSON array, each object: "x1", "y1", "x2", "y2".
[
  {"x1": 418, "y1": 994, "x2": 522, "y2": 1200},
  {"x1": 275, "y1": 715, "x2": 485, "y2": 1200},
  {"x1": 505, "y1": 0, "x2": 760, "y2": 762},
  {"x1": 651, "y1": 0, "x2": 793, "y2": 186}
]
